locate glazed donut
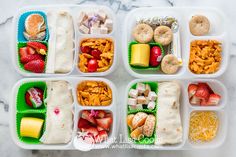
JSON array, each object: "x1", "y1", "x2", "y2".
[
  {"x1": 154, "y1": 26, "x2": 173, "y2": 46},
  {"x1": 132, "y1": 23, "x2": 153, "y2": 43},
  {"x1": 189, "y1": 15, "x2": 210, "y2": 36}
]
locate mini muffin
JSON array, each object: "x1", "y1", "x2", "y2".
[
  {"x1": 143, "y1": 115, "x2": 155, "y2": 137},
  {"x1": 132, "y1": 112, "x2": 148, "y2": 129},
  {"x1": 154, "y1": 26, "x2": 173, "y2": 46},
  {"x1": 132, "y1": 23, "x2": 153, "y2": 43},
  {"x1": 189, "y1": 15, "x2": 210, "y2": 36}
]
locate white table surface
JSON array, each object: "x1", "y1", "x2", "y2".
[{"x1": 1, "y1": 0, "x2": 236, "y2": 156}]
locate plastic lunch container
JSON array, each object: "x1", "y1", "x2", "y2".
[
  {"x1": 123, "y1": 78, "x2": 228, "y2": 150},
  {"x1": 10, "y1": 77, "x2": 118, "y2": 150},
  {"x1": 12, "y1": 5, "x2": 117, "y2": 77},
  {"x1": 122, "y1": 7, "x2": 229, "y2": 78}
]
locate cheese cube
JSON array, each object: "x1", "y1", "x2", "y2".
[
  {"x1": 136, "y1": 83, "x2": 145, "y2": 94},
  {"x1": 144, "y1": 84, "x2": 151, "y2": 97},
  {"x1": 147, "y1": 101, "x2": 156, "y2": 110},
  {"x1": 104, "y1": 19, "x2": 113, "y2": 29},
  {"x1": 82, "y1": 19, "x2": 89, "y2": 27},
  {"x1": 90, "y1": 27, "x2": 101, "y2": 34},
  {"x1": 127, "y1": 98, "x2": 137, "y2": 106},
  {"x1": 129, "y1": 89, "x2": 138, "y2": 98},
  {"x1": 79, "y1": 25, "x2": 89, "y2": 34},
  {"x1": 137, "y1": 96, "x2": 146, "y2": 104},
  {"x1": 91, "y1": 20, "x2": 100, "y2": 28},
  {"x1": 78, "y1": 11, "x2": 88, "y2": 24},
  {"x1": 148, "y1": 91, "x2": 157, "y2": 101},
  {"x1": 100, "y1": 26, "x2": 108, "y2": 34},
  {"x1": 129, "y1": 104, "x2": 143, "y2": 110}
]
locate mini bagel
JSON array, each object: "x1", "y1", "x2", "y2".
[
  {"x1": 189, "y1": 15, "x2": 210, "y2": 36},
  {"x1": 154, "y1": 26, "x2": 173, "y2": 46},
  {"x1": 132, "y1": 23, "x2": 153, "y2": 43},
  {"x1": 161, "y1": 54, "x2": 180, "y2": 74}
]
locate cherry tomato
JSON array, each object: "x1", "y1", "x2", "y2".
[
  {"x1": 91, "y1": 49, "x2": 102, "y2": 60},
  {"x1": 150, "y1": 46, "x2": 162, "y2": 67},
  {"x1": 80, "y1": 46, "x2": 91, "y2": 54},
  {"x1": 88, "y1": 59, "x2": 98, "y2": 72}
]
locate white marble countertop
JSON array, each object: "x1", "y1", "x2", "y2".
[{"x1": 1, "y1": 0, "x2": 236, "y2": 156}]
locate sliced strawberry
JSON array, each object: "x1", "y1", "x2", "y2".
[
  {"x1": 105, "y1": 113, "x2": 112, "y2": 118},
  {"x1": 96, "y1": 117, "x2": 112, "y2": 131},
  {"x1": 188, "y1": 84, "x2": 198, "y2": 98},
  {"x1": 97, "y1": 110, "x2": 106, "y2": 118},
  {"x1": 21, "y1": 54, "x2": 44, "y2": 64},
  {"x1": 27, "y1": 46, "x2": 36, "y2": 54},
  {"x1": 78, "y1": 118, "x2": 90, "y2": 129},
  {"x1": 198, "y1": 83, "x2": 214, "y2": 94},
  {"x1": 27, "y1": 42, "x2": 47, "y2": 55},
  {"x1": 97, "y1": 126, "x2": 105, "y2": 131},
  {"x1": 19, "y1": 47, "x2": 28, "y2": 58},
  {"x1": 200, "y1": 98, "x2": 208, "y2": 106},
  {"x1": 81, "y1": 127, "x2": 99, "y2": 137},
  {"x1": 190, "y1": 95, "x2": 201, "y2": 105},
  {"x1": 195, "y1": 83, "x2": 210, "y2": 101},
  {"x1": 24, "y1": 59, "x2": 45, "y2": 73},
  {"x1": 206, "y1": 94, "x2": 221, "y2": 106},
  {"x1": 81, "y1": 110, "x2": 96, "y2": 124},
  {"x1": 95, "y1": 130, "x2": 108, "y2": 143}
]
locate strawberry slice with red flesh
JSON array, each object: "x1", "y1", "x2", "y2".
[
  {"x1": 21, "y1": 53, "x2": 44, "y2": 64},
  {"x1": 78, "y1": 118, "x2": 91, "y2": 130},
  {"x1": 188, "y1": 84, "x2": 198, "y2": 99},
  {"x1": 27, "y1": 42, "x2": 47, "y2": 55},
  {"x1": 95, "y1": 130, "x2": 108, "y2": 143},
  {"x1": 81, "y1": 127, "x2": 99, "y2": 137},
  {"x1": 206, "y1": 93, "x2": 221, "y2": 106},
  {"x1": 190, "y1": 95, "x2": 201, "y2": 105},
  {"x1": 24, "y1": 59, "x2": 45, "y2": 73},
  {"x1": 96, "y1": 117, "x2": 112, "y2": 131},
  {"x1": 195, "y1": 83, "x2": 210, "y2": 101},
  {"x1": 97, "y1": 110, "x2": 106, "y2": 118},
  {"x1": 81, "y1": 110, "x2": 96, "y2": 124}
]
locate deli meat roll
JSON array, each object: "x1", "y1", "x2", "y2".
[{"x1": 155, "y1": 81, "x2": 183, "y2": 145}]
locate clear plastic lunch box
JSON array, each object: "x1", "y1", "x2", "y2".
[
  {"x1": 12, "y1": 5, "x2": 117, "y2": 77},
  {"x1": 122, "y1": 78, "x2": 228, "y2": 150},
  {"x1": 10, "y1": 77, "x2": 118, "y2": 151},
  {"x1": 122, "y1": 7, "x2": 229, "y2": 78}
]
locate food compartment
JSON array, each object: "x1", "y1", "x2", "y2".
[
  {"x1": 125, "y1": 79, "x2": 188, "y2": 150},
  {"x1": 76, "y1": 80, "x2": 113, "y2": 107},
  {"x1": 76, "y1": 6, "x2": 115, "y2": 35},
  {"x1": 187, "y1": 80, "x2": 226, "y2": 109},
  {"x1": 186, "y1": 9, "x2": 226, "y2": 37},
  {"x1": 76, "y1": 36, "x2": 116, "y2": 76},
  {"x1": 187, "y1": 35, "x2": 229, "y2": 77},
  {"x1": 187, "y1": 110, "x2": 227, "y2": 149}
]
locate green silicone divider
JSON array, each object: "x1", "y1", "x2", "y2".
[
  {"x1": 127, "y1": 82, "x2": 158, "y2": 113},
  {"x1": 17, "y1": 41, "x2": 48, "y2": 73},
  {"x1": 16, "y1": 112, "x2": 45, "y2": 144},
  {"x1": 127, "y1": 81, "x2": 158, "y2": 145},
  {"x1": 128, "y1": 41, "x2": 165, "y2": 70},
  {"x1": 16, "y1": 81, "x2": 47, "y2": 113}
]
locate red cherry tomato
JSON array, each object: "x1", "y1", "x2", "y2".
[
  {"x1": 88, "y1": 59, "x2": 98, "y2": 72},
  {"x1": 91, "y1": 49, "x2": 102, "y2": 60},
  {"x1": 80, "y1": 46, "x2": 91, "y2": 54},
  {"x1": 150, "y1": 46, "x2": 162, "y2": 67}
]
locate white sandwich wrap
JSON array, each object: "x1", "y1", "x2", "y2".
[
  {"x1": 155, "y1": 81, "x2": 183, "y2": 145},
  {"x1": 46, "y1": 11, "x2": 74, "y2": 73},
  {"x1": 40, "y1": 80, "x2": 74, "y2": 144}
]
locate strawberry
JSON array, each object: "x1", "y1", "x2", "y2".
[
  {"x1": 21, "y1": 54, "x2": 44, "y2": 64},
  {"x1": 105, "y1": 113, "x2": 112, "y2": 118},
  {"x1": 25, "y1": 87, "x2": 43, "y2": 108},
  {"x1": 190, "y1": 95, "x2": 201, "y2": 105},
  {"x1": 78, "y1": 118, "x2": 90, "y2": 129},
  {"x1": 188, "y1": 84, "x2": 198, "y2": 98},
  {"x1": 206, "y1": 94, "x2": 221, "y2": 106},
  {"x1": 27, "y1": 42, "x2": 47, "y2": 55},
  {"x1": 24, "y1": 59, "x2": 45, "y2": 73},
  {"x1": 97, "y1": 110, "x2": 106, "y2": 118},
  {"x1": 95, "y1": 130, "x2": 108, "y2": 143},
  {"x1": 19, "y1": 46, "x2": 36, "y2": 57},
  {"x1": 200, "y1": 98, "x2": 208, "y2": 106},
  {"x1": 195, "y1": 83, "x2": 210, "y2": 101},
  {"x1": 96, "y1": 117, "x2": 112, "y2": 131},
  {"x1": 97, "y1": 126, "x2": 105, "y2": 131},
  {"x1": 81, "y1": 127, "x2": 99, "y2": 137},
  {"x1": 81, "y1": 110, "x2": 96, "y2": 124}
]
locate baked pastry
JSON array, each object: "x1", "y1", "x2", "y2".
[
  {"x1": 189, "y1": 15, "x2": 210, "y2": 36},
  {"x1": 161, "y1": 54, "x2": 180, "y2": 74},
  {"x1": 143, "y1": 115, "x2": 155, "y2": 137},
  {"x1": 132, "y1": 24, "x2": 153, "y2": 43},
  {"x1": 23, "y1": 14, "x2": 46, "y2": 40},
  {"x1": 132, "y1": 112, "x2": 147, "y2": 129},
  {"x1": 154, "y1": 26, "x2": 173, "y2": 46}
]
